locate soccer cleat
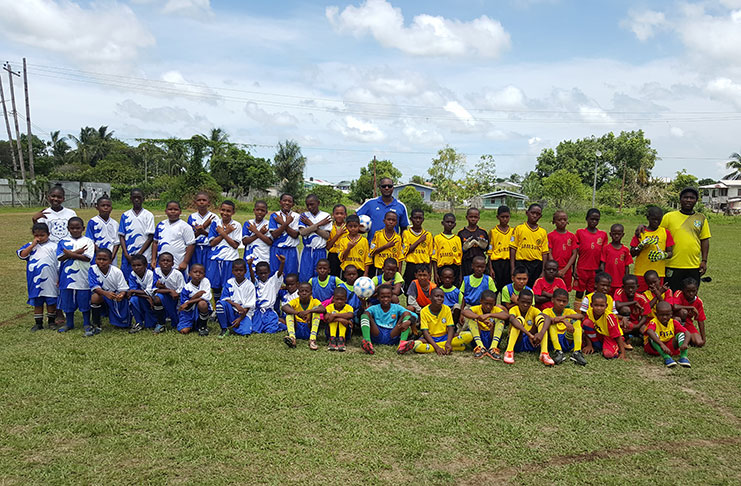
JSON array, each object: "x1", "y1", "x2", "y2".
[
  {"x1": 93, "y1": 326, "x2": 102, "y2": 335},
  {"x1": 540, "y1": 352, "x2": 555, "y2": 366},
  {"x1": 337, "y1": 337, "x2": 346, "y2": 352},
  {"x1": 198, "y1": 326, "x2": 210, "y2": 337},
  {"x1": 218, "y1": 328, "x2": 229, "y2": 339},
  {"x1": 488, "y1": 348, "x2": 502, "y2": 361},
  {"x1": 623, "y1": 340, "x2": 634, "y2": 351},
  {"x1": 328, "y1": 336, "x2": 337, "y2": 351},
  {"x1": 397, "y1": 340, "x2": 414, "y2": 355},
  {"x1": 129, "y1": 322, "x2": 143, "y2": 334},
  {"x1": 30, "y1": 323, "x2": 43, "y2": 332},
  {"x1": 284, "y1": 335, "x2": 297, "y2": 348},
  {"x1": 678, "y1": 357, "x2": 691, "y2": 368},
  {"x1": 570, "y1": 351, "x2": 587, "y2": 366},
  {"x1": 473, "y1": 346, "x2": 488, "y2": 359},
  {"x1": 309, "y1": 339, "x2": 319, "y2": 351},
  {"x1": 83, "y1": 327, "x2": 96, "y2": 337},
  {"x1": 361, "y1": 338, "x2": 375, "y2": 355},
  {"x1": 153, "y1": 324, "x2": 165, "y2": 334},
  {"x1": 551, "y1": 349, "x2": 565, "y2": 365},
  {"x1": 664, "y1": 357, "x2": 677, "y2": 368},
  {"x1": 503, "y1": 350, "x2": 515, "y2": 364},
  {"x1": 57, "y1": 325, "x2": 73, "y2": 333}
]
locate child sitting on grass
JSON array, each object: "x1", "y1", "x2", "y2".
[
  {"x1": 582, "y1": 292, "x2": 626, "y2": 360},
  {"x1": 360, "y1": 284, "x2": 416, "y2": 355},
  {"x1": 461, "y1": 289, "x2": 510, "y2": 360},
  {"x1": 614, "y1": 274, "x2": 651, "y2": 343},
  {"x1": 644, "y1": 300, "x2": 691, "y2": 368},
  {"x1": 152, "y1": 252, "x2": 185, "y2": 333},
  {"x1": 672, "y1": 277, "x2": 707, "y2": 347},
  {"x1": 216, "y1": 259, "x2": 256, "y2": 338},
  {"x1": 128, "y1": 254, "x2": 161, "y2": 332},
  {"x1": 89, "y1": 248, "x2": 130, "y2": 335},
  {"x1": 282, "y1": 282, "x2": 325, "y2": 350},
  {"x1": 250, "y1": 256, "x2": 286, "y2": 334},
  {"x1": 541, "y1": 288, "x2": 586, "y2": 366},
  {"x1": 503, "y1": 289, "x2": 554, "y2": 366},
  {"x1": 533, "y1": 259, "x2": 567, "y2": 310},
  {"x1": 412, "y1": 288, "x2": 473, "y2": 355},
  {"x1": 177, "y1": 263, "x2": 212, "y2": 336},
  {"x1": 325, "y1": 287, "x2": 355, "y2": 352},
  {"x1": 438, "y1": 267, "x2": 461, "y2": 324}
]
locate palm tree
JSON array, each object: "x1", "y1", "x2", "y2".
[
  {"x1": 47, "y1": 130, "x2": 70, "y2": 165},
  {"x1": 726, "y1": 152, "x2": 741, "y2": 180},
  {"x1": 199, "y1": 128, "x2": 229, "y2": 170},
  {"x1": 68, "y1": 126, "x2": 97, "y2": 166}
]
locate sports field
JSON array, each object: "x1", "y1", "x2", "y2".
[{"x1": 1, "y1": 207, "x2": 740, "y2": 485}]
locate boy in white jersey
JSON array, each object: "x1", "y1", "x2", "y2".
[
  {"x1": 32, "y1": 185, "x2": 77, "y2": 244},
  {"x1": 17, "y1": 222, "x2": 59, "y2": 331},
  {"x1": 118, "y1": 188, "x2": 155, "y2": 280},
  {"x1": 249, "y1": 255, "x2": 286, "y2": 333},
  {"x1": 89, "y1": 248, "x2": 130, "y2": 335},
  {"x1": 85, "y1": 195, "x2": 119, "y2": 264},
  {"x1": 177, "y1": 263, "x2": 212, "y2": 336},
  {"x1": 242, "y1": 200, "x2": 272, "y2": 273},
  {"x1": 187, "y1": 191, "x2": 216, "y2": 271},
  {"x1": 207, "y1": 200, "x2": 242, "y2": 299},
  {"x1": 298, "y1": 193, "x2": 332, "y2": 283},
  {"x1": 56, "y1": 217, "x2": 95, "y2": 333},
  {"x1": 216, "y1": 259, "x2": 256, "y2": 338},
  {"x1": 152, "y1": 252, "x2": 185, "y2": 333},
  {"x1": 151, "y1": 200, "x2": 196, "y2": 274},
  {"x1": 269, "y1": 193, "x2": 300, "y2": 276}
]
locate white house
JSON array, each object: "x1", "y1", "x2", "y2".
[{"x1": 700, "y1": 177, "x2": 741, "y2": 213}]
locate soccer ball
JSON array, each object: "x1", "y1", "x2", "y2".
[
  {"x1": 358, "y1": 215, "x2": 372, "y2": 233},
  {"x1": 353, "y1": 276, "x2": 376, "y2": 299}
]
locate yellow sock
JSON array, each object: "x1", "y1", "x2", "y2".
[
  {"x1": 286, "y1": 315, "x2": 296, "y2": 338},
  {"x1": 549, "y1": 326, "x2": 562, "y2": 351},
  {"x1": 506, "y1": 326, "x2": 521, "y2": 352},
  {"x1": 468, "y1": 319, "x2": 483, "y2": 347},
  {"x1": 537, "y1": 316, "x2": 548, "y2": 354},
  {"x1": 310, "y1": 315, "x2": 319, "y2": 340},
  {"x1": 413, "y1": 340, "x2": 433, "y2": 353},
  {"x1": 573, "y1": 321, "x2": 583, "y2": 351},
  {"x1": 338, "y1": 323, "x2": 347, "y2": 339},
  {"x1": 329, "y1": 321, "x2": 338, "y2": 338},
  {"x1": 453, "y1": 331, "x2": 473, "y2": 347},
  {"x1": 490, "y1": 321, "x2": 505, "y2": 350},
  {"x1": 452, "y1": 345, "x2": 466, "y2": 352}
]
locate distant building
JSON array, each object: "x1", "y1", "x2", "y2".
[
  {"x1": 473, "y1": 189, "x2": 528, "y2": 211},
  {"x1": 700, "y1": 178, "x2": 741, "y2": 213},
  {"x1": 493, "y1": 181, "x2": 522, "y2": 192},
  {"x1": 392, "y1": 182, "x2": 434, "y2": 202},
  {"x1": 304, "y1": 177, "x2": 333, "y2": 190},
  {"x1": 335, "y1": 180, "x2": 352, "y2": 193}
]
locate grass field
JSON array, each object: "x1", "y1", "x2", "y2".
[{"x1": 1, "y1": 206, "x2": 740, "y2": 485}]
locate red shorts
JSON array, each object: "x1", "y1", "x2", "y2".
[
  {"x1": 621, "y1": 318, "x2": 641, "y2": 334},
  {"x1": 573, "y1": 267, "x2": 596, "y2": 293},
  {"x1": 636, "y1": 276, "x2": 663, "y2": 293},
  {"x1": 561, "y1": 268, "x2": 573, "y2": 291},
  {"x1": 583, "y1": 319, "x2": 621, "y2": 358},
  {"x1": 643, "y1": 322, "x2": 687, "y2": 355},
  {"x1": 682, "y1": 320, "x2": 699, "y2": 334}
]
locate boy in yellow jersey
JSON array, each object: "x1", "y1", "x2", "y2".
[
  {"x1": 325, "y1": 286, "x2": 354, "y2": 352},
  {"x1": 579, "y1": 272, "x2": 617, "y2": 316},
  {"x1": 509, "y1": 203, "x2": 550, "y2": 288},
  {"x1": 337, "y1": 215, "x2": 371, "y2": 275},
  {"x1": 326, "y1": 204, "x2": 347, "y2": 277},
  {"x1": 461, "y1": 289, "x2": 510, "y2": 360},
  {"x1": 542, "y1": 288, "x2": 587, "y2": 366},
  {"x1": 401, "y1": 209, "x2": 433, "y2": 292},
  {"x1": 281, "y1": 282, "x2": 326, "y2": 350},
  {"x1": 432, "y1": 213, "x2": 462, "y2": 286},
  {"x1": 503, "y1": 289, "x2": 554, "y2": 365},
  {"x1": 630, "y1": 206, "x2": 674, "y2": 292},
  {"x1": 582, "y1": 292, "x2": 626, "y2": 359},
  {"x1": 413, "y1": 288, "x2": 473, "y2": 354},
  {"x1": 487, "y1": 205, "x2": 513, "y2": 301},
  {"x1": 369, "y1": 211, "x2": 404, "y2": 276},
  {"x1": 644, "y1": 300, "x2": 691, "y2": 368}
]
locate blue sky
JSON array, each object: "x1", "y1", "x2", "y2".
[{"x1": 2, "y1": 0, "x2": 741, "y2": 183}]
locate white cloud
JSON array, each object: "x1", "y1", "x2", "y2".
[
  {"x1": 159, "y1": 70, "x2": 221, "y2": 103},
  {"x1": 326, "y1": 0, "x2": 510, "y2": 58},
  {"x1": 0, "y1": 0, "x2": 154, "y2": 65},
  {"x1": 402, "y1": 121, "x2": 444, "y2": 145},
  {"x1": 676, "y1": 6, "x2": 741, "y2": 66},
  {"x1": 670, "y1": 126, "x2": 685, "y2": 137},
  {"x1": 579, "y1": 105, "x2": 614, "y2": 124},
  {"x1": 528, "y1": 137, "x2": 542, "y2": 145},
  {"x1": 131, "y1": 0, "x2": 212, "y2": 17},
  {"x1": 622, "y1": 9, "x2": 666, "y2": 41},
  {"x1": 706, "y1": 77, "x2": 741, "y2": 108},
  {"x1": 481, "y1": 85, "x2": 527, "y2": 110},
  {"x1": 244, "y1": 102, "x2": 299, "y2": 127},
  {"x1": 332, "y1": 116, "x2": 386, "y2": 142},
  {"x1": 443, "y1": 101, "x2": 476, "y2": 126},
  {"x1": 115, "y1": 98, "x2": 206, "y2": 125}
]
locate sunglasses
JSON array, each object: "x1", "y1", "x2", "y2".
[{"x1": 380, "y1": 184, "x2": 393, "y2": 189}]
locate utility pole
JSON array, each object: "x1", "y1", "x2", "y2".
[
  {"x1": 0, "y1": 74, "x2": 18, "y2": 176},
  {"x1": 372, "y1": 155, "x2": 377, "y2": 198},
  {"x1": 22, "y1": 58, "x2": 34, "y2": 179},
  {"x1": 4, "y1": 62, "x2": 26, "y2": 181}
]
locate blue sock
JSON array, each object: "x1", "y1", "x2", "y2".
[
  {"x1": 66, "y1": 312, "x2": 75, "y2": 329},
  {"x1": 82, "y1": 311, "x2": 91, "y2": 329}
]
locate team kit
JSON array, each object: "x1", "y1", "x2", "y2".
[{"x1": 19, "y1": 185, "x2": 709, "y2": 369}]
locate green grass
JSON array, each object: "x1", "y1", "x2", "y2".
[{"x1": 1, "y1": 206, "x2": 740, "y2": 485}]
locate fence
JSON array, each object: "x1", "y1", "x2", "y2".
[{"x1": 0, "y1": 180, "x2": 110, "y2": 208}]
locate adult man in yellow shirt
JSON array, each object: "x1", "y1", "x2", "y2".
[{"x1": 660, "y1": 187, "x2": 711, "y2": 291}]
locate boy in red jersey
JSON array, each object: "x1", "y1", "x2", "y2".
[
  {"x1": 614, "y1": 274, "x2": 651, "y2": 342},
  {"x1": 533, "y1": 260, "x2": 567, "y2": 310},
  {"x1": 574, "y1": 208, "x2": 607, "y2": 301},
  {"x1": 599, "y1": 223, "x2": 632, "y2": 296},
  {"x1": 547, "y1": 210, "x2": 577, "y2": 291},
  {"x1": 672, "y1": 277, "x2": 706, "y2": 347},
  {"x1": 644, "y1": 300, "x2": 691, "y2": 368},
  {"x1": 643, "y1": 270, "x2": 674, "y2": 318},
  {"x1": 582, "y1": 292, "x2": 626, "y2": 359}
]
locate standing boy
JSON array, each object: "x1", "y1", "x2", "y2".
[
  {"x1": 298, "y1": 194, "x2": 332, "y2": 282},
  {"x1": 118, "y1": 188, "x2": 155, "y2": 280},
  {"x1": 547, "y1": 210, "x2": 577, "y2": 291},
  {"x1": 432, "y1": 213, "x2": 462, "y2": 286},
  {"x1": 509, "y1": 203, "x2": 549, "y2": 288},
  {"x1": 207, "y1": 200, "x2": 242, "y2": 299},
  {"x1": 56, "y1": 217, "x2": 95, "y2": 333},
  {"x1": 458, "y1": 207, "x2": 489, "y2": 278},
  {"x1": 631, "y1": 206, "x2": 674, "y2": 292},
  {"x1": 599, "y1": 223, "x2": 633, "y2": 296},
  {"x1": 187, "y1": 192, "x2": 217, "y2": 271},
  {"x1": 242, "y1": 200, "x2": 272, "y2": 273},
  {"x1": 33, "y1": 185, "x2": 77, "y2": 244},
  {"x1": 151, "y1": 200, "x2": 196, "y2": 274},
  {"x1": 269, "y1": 193, "x2": 300, "y2": 276},
  {"x1": 85, "y1": 196, "x2": 119, "y2": 264},
  {"x1": 401, "y1": 209, "x2": 433, "y2": 292},
  {"x1": 487, "y1": 205, "x2": 513, "y2": 299},
  {"x1": 17, "y1": 223, "x2": 59, "y2": 331}
]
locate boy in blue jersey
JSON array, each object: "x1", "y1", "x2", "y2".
[
  {"x1": 269, "y1": 193, "x2": 300, "y2": 276},
  {"x1": 458, "y1": 256, "x2": 496, "y2": 321},
  {"x1": 207, "y1": 200, "x2": 242, "y2": 300},
  {"x1": 128, "y1": 254, "x2": 163, "y2": 332},
  {"x1": 187, "y1": 192, "x2": 217, "y2": 271},
  {"x1": 152, "y1": 252, "x2": 185, "y2": 333},
  {"x1": 360, "y1": 284, "x2": 416, "y2": 355},
  {"x1": 57, "y1": 217, "x2": 95, "y2": 333},
  {"x1": 308, "y1": 259, "x2": 341, "y2": 304},
  {"x1": 298, "y1": 194, "x2": 332, "y2": 282},
  {"x1": 17, "y1": 222, "x2": 59, "y2": 331},
  {"x1": 500, "y1": 266, "x2": 533, "y2": 310},
  {"x1": 216, "y1": 259, "x2": 256, "y2": 338},
  {"x1": 89, "y1": 248, "x2": 130, "y2": 335},
  {"x1": 438, "y1": 266, "x2": 461, "y2": 325},
  {"x1": 85, "y1": 196, "x2": 119, "y2": 264},
  {"x1": 369, "y1": 257, "x2": 404, "y2": 305},
  {"x1": 177, "y1": 263, "x2": 212, "y2": 336},
  {"x1": 118, "y1": 188, "x2": 155, "y2": 280}
]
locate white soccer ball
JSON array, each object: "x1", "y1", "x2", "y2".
[
  {"x1": 358, "y1": 214, "x2": 372, "y2": 233},
  {"x1": 353, "y1": 276, "x2": 376, "y2": 299}
]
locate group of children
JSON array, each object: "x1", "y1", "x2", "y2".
[{"x1": 19, "y1": 185, "x2": 707, "y2": 368}]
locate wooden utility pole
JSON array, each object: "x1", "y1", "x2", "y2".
[
  {"x1": 4, "y1": 62, "x2": 26, "y2": 181},
  {"x1": 22, "y1": 58, "x2": 34, "y2": 178},
  {"x1": 372, "y1": 155, "x2": 377, "y2": 198},
  {"x1": 0, "y1": 74, "x2": 18, "y2": 176}
]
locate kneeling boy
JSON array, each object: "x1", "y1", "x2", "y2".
[
  {"x1": 216, "y1": 259, "x2": 256, "y2": 338},
  {"x1": 177, "y1": 264, "x2": 212, "y2": 335},
  {"x1": 89, "y1": 248, "x2": 130, "y2": 335},
  {"x1": 582, "y1": 292, "x2": 626, "y2": 360}
]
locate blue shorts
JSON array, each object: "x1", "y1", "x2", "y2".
[
  {"x1": 554, "y1": 333, "x2": 575, "y2": 352},
  {"x1": 252, "y1": 308, "x2": 286, "y2": 334},
  {"x1": 371, "y1": 326, "x2": 399, "y2": 346},
  {"x1": 299, "y1": 247, "x2": 326, "y2": 283},
  {"x1": 192, "y1": 245, "x2": 210, "y2": 269},
  {"x1": 176, "y1": 300, "x2": 212, "y2": 331},
  {"x1": 129, "y1": 295, "x2": 158, "y2": 328},
  {"x1": 216, "y1": 299, "x2": 253, "y2": 335},
  {"x1": 206, "y1": 260, "x2": 233, "y2": 290},
  {"x1": 58, "y1": 289, "x2": 91, "y2": 313},
  {"x1": 479, "y1": 330, "x2": 492, "y2": 349},
  {"x1": 512, "y1": 333, "x2": 537, "y2": 353},
  {"x1": 28, "y1": 296, "x2": 57, "y2": 307},
  {"x1": 294, "y1": 320, "x2": 311, "y2": 340},
  {"x1": 101, "y1": 296, "x2": 131, "y2": 328},
  {"x1": 270, "y1": 246, "x2": 298, "y2": 276}
]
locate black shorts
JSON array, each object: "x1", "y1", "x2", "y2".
[
  {"x1": 665, "y1": 267, "x2": 701, "y2": 292},
  {"x1": 437, "y1": 264, "x2": 461, "y2": 286},
  {"x1": 490, "y1": 259, "x2": 511, "y2": 292},
  {"x1": 516, "y1": 259, "x2": 543, "y2": 289},
  {"x1": 403, "y1": 262, "x2": 429, "y2": 293},
  {"x1": 328, "y1": 252, "x2": 342, "y2": 277}
]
